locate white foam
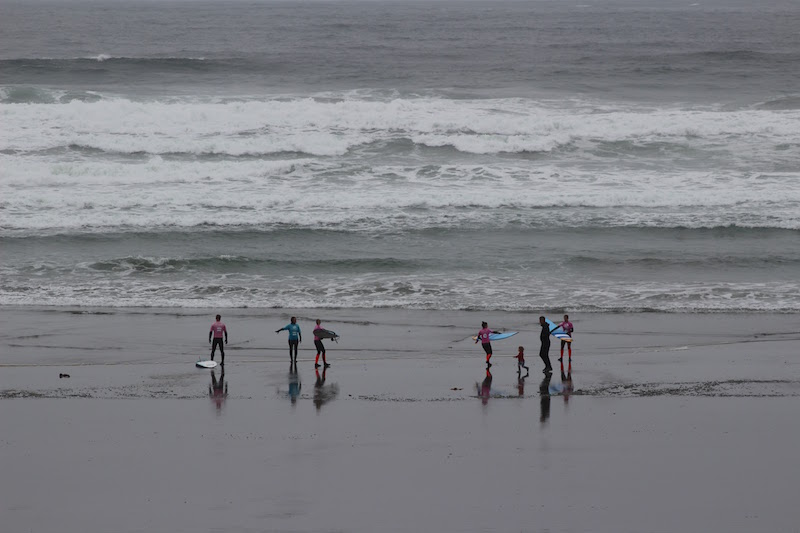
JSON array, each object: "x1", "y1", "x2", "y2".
[
  {"x1": 2, "y1": 155, "x2": 800, "y2": 233},
  {"x1": 2, "y1": 96, "x2": 799, "y2": 156}
]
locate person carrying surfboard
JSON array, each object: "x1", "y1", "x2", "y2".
[
  {"x1": 557, "y1": 314, "x2": 574, "y2": 361},
  {"x1": 538, "y1": 316, "x2": 553, "y2": 374},
  {"x1": 208, "y1": 314, "x2": 228, "y2": 365},
  {"x1": 313, "y1": 319, "x2": 330, "y2": 368},
  {"x1": 276, "y1": 316, "x2": 302, "y2": 366},
  {"x1": 475, "y1": 321, "x2": 499, "y2": 367}
]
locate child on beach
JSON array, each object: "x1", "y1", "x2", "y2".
[{"x1": 515, "y1": 346, "x2": 529, "y2": 374}]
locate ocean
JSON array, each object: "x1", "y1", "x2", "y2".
[{"x1": 1, "y1": 0, "x2": 799, "y2": 312}]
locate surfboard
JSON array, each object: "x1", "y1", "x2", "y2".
[
  {"x1": 544, "y1": 318, "x2": 572, "y2": 343},
  {"x1": 315, "y1": 329, "x2": 339, "y2": 340},
  {"x1": 196, "y1": 360, "x2": 218, "y2": 369},
  {"x1": 471, "y1": 331, "x2": 518, "y2": 341}
]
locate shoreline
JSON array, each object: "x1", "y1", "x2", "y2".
[{"x1": 2, "y1": 305, "x2": 799, "y2": 533}]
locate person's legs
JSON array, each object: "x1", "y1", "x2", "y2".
[
  {"x1": 314, "y1": 340, "x2": 324, "y2": 367},
  {"x1": 211, "y1": 338, "x2": 223, "y2": 361},
  {"x1": 321, "y1": 342, "x2": 329, "y2": 366},
  {"x1": 539, "y1": 341, "x2": 552, "y2": 372},
  {"x1": 560, "y1": 339, "x2": 566, "y2": 360},
  {"x1": 482, "y1": 343, "x2": 492, "y2": 365}
]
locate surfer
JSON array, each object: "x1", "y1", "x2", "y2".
[
  {"x1": 515, "y1": 346, "x2": 529, "y2": 374},
  {"x1": 538, "y1": 316, "x2": 553, "y2": 374},
  {"x1": 276, "y1": 316, "x2": 302, "y2": 366},
  {"x1": 208, "y1": 314, "x2": 228, "y2": 365},
  {"x1": 558, "y1": 314, "x2": 574, "y2": 361},
  {"x1": 313, "y1": 319, "x2": 329, "y2": 368},
  {"x1": 475, "y1": 321, "x2": 499, "y2": 367}
]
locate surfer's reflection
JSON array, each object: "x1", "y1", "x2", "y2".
[
  {"x1": 313, "y1": 367, "x2": 339, "y2": 411},
  {"x1": 560, "y1": 359, "x2": 574, "y2": 405},
  {"x1": 209, "y1": 368, "x2": 228, "y2": 412},
  {"x1": 288, "y1": 367, "x2": 301, "y2": 406},
  {"x1": 476, "y1": 368, "x2": 493, "y2": 406},
  {"x1": 539, "y1": 372, "x2": 552, "y2": 423},
  {"x1": 517, "y1": 370, "x2": 527, "y2": 397}
]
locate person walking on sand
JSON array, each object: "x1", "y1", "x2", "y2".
[
  {"x1": 538, "y1": 316, "x2": 553, "y2": 374},
  {"x1": 515, "y1": 345, "x2": 529, "y2": 374},
  {"x1": 558, "y1": 314, "x2": 574, "y2": 361},
  {"x1": 313, "y1": 319, "x2": 330, "y2": 368},
  {"x1": 209, "y1": 314, "x2": 228, "y2": 365},
  {"x1": 276, "y1": 316, "x2": 302, "y2": 366},
  {"x1": 475, "y1": 321, "x2": 499, "y2": 367}
]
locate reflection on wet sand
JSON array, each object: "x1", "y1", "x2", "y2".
[
  {"x1": 539, "y1": 372, "x2": 552, "y2": 423},
  {"x1": 208, "y1": 368, "x2": 228, "y2": 413},
  {"x1": 313, "y1": 367, "x2": 339, "y2": 411},
  {"x1": 517, "y1": 369, "x2": 528, "y2": 397},
  {"x1": 288, "y1": 366, "x2": 301, "y2": 406},
  {"x1": 560, "y1": 358, "x2": 574, "y2": 405},
  {"x1": 476, "y1": 367, "x2": 493, "y2": 406}
]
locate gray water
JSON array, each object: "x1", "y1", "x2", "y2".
[{"x1": 2, "y1": 0, "x2": 799, "y2": 312}]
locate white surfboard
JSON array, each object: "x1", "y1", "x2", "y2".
[{"x1": 196, "y1": 360, "x2": 218, "y2": 369}]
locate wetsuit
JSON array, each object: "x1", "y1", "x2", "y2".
[
  {"x1": 313, "y1": 325, "x2": 328, "y2": 366},
  {"x1": 209, "y1": 320, "x2": 227, "y2": 361},
  {"x1": 280, "y1": 323, "x2": 301, "y2": 360},
  {"x1": 476, "y1": 327, "x2": 494, "y2": 364},
  {"x1": 539, "y1": 322, "x2": 552, "y2": 372},
  {"x1": 559, "y1": 320, "x2": 574, "y2": 358}
]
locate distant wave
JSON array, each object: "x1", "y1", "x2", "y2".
[
  {"x1": 1, "y1": 278, "x2": 799, "y2": 313},
  {"x1": 756, "y1": 95, "x2": 800, "y2": 110},
  {"x1": 2, "y1": 95, "x2": 799, "y2": 156}
]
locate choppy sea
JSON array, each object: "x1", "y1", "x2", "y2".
[{"x1": 1, "y1": 0, "x2": 799, "y2": 312}]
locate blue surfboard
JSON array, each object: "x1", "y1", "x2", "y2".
[
  {"x1": 545, "y1": 318, "x2": 572, "y2": 343},
  {"x1": 472, "y1": 331, "x2": 518, "y2": 341}
]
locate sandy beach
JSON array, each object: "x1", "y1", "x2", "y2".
[{"x1": 1, "y1": 306, "x2": 799, "y2": 533}]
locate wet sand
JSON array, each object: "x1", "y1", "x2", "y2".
[{"x1": 1, "y1": 307, "x2": 799, "y2": 533}]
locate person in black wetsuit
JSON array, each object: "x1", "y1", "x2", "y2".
[{"x1": 538, "y1": 316, "x2": 553, "y2": 374}]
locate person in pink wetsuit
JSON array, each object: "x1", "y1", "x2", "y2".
[
  {"x1": 313, "y1": 319, "x2": 329, "y2": 368},
  {"x1": 557, "y1": 314, "x2": 574, "y2": 361},
  {"x1": 475, "y1": 321, "x2": 499, "y2": 366},
  {"x1": 208, "y1": 314, "x2": 228, "y2": 364}
]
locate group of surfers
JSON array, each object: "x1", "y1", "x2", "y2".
[
  {"x1": 208, "y1": 314, "x2": 331, "y2": 368},
  {"x1": 476, "y1": 314, "x2": 573, "y2": 375},
  {"x1": 209, "y1": 313, "x2": 573, "y2": 375}
]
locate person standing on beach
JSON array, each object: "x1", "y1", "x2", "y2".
[
  {"x1": 538, "y1": 316, "x2": 553, "y2": 373},
  {"x1": 558, "y1": 314, "x2": 574, "y2": 361},
  {"x1": 313, "y1": 319, "x2": 329, "y2": 368},
  {"x1": 209, "y1": 314, "x2": 228, "y2": 364},
  {"x1": 276, "y1": 316, "x2": 302, "y2": 366},
  {"x1": 475, "y1": 321, "x2": 499, "y2": 367}
]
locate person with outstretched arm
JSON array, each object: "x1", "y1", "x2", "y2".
[
  {"x1": 209, "y1": 314, "x2": 228, "y2": 365},
  {"x1": 276, "y1": 316, "x2": 302, "y2": 366},
  {"x1": 538, "y1": 316, "x2": 553, "y2": 374},
  {"x1": 475, "y1": 321, "x2": 499, "y2": 367}
]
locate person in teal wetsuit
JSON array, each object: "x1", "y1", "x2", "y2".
[{"x1": 276, "y1": 317, "x2": 302, "y2": 366}]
